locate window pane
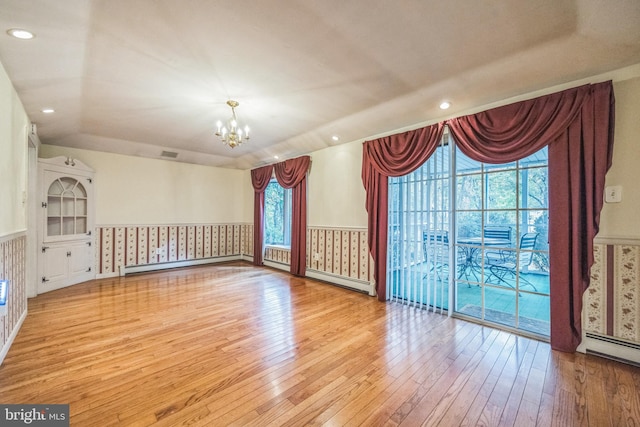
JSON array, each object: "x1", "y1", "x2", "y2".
[
  {"x1": 518, "y1": 292, "x2": 550, "y2": 336},
  {"x1": 456, "y1": 174, "x2": 482, "y2": 211},
  {"x1": 456, "y1": 211, "x2": 482, "y2": 239},
  {"x1": 486, "y1": 170, "x2": 516, "y2": 210},
  {"x1": 455, "y1": 146, "x2": 482, "y2": 174},
  {"x1": 264, "y1": 180, "x2": 291, "y2": 246},
  {"x1": 486, "y1": 211, "x2": 516, "y2": 245},
  {"x1": 484, "y1": 286, "x2": 517, "y2": 328},
  {"x1": 519, "y1": 166, "x2": 548, "y2": 209}
]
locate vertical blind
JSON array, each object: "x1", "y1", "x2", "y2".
[{"x1": 387, "y1": 136, "x2": 451, "y2": 313}]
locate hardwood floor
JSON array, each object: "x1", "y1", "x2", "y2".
[{"x1": 1, "y1": 262, "x2": 639, "y2": 426}]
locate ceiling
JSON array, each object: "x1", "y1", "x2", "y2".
[{"x1": 1, "y1": 0, "x2": 639, "y2": 170}]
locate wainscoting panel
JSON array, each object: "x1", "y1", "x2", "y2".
[
  {"x1": 97, "y1": 224, "x2": 373, "y2": 292},
  {"x1": 264, "y1": 246, "x2": 291, "y2": 265},
  {"x1": 97, "y1": 224, "x2": 251, "y2": 276},
  {"x1": 583, "y1": 241, "x2": 640, "y2": 362},
  {"x1": 307, "y1": 227, "x2": 373, "y2": 283},
  {"x1": 0, "y1": 232, "x2": 27, "y2": 365}
]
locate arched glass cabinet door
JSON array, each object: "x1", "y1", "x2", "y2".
[{"x1": 47, "y1": 177, "x2": 88, "y2": 237}]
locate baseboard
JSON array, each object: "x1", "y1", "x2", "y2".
[
  {"x1": 120, "y1": 255, "x2": 243, "y2": 276},
  {"x1": 0, "y1": 308, "x2": 27, "y2": 367},
  {"x1": 306, "y1": 269, "x2": 375, "y2": 296},
  {"x1": 578, "y1": 332, "x2": 640, "y2": 366}
]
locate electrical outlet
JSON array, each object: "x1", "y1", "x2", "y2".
[
  {"x1": 605, "y1": 185, "x2": 622, "y2": 203},
  {"x1": 313, "y1": 253, "x2": 320, "y2": 261}
]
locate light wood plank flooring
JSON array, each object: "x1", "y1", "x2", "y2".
[{"x1": 1, "y1": 262, "x2": 639, "y2": 426}]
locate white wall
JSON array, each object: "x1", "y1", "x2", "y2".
[
  {"x1": 598, "y1": 76, "x2": 640, "y2": 239},
  {"x1": 39, "y1": 145, "x2": 246, "y2": 225},
  {"x1": 307, "y1": 141, "x2": 367, "y2": 228},
  {"x1": 0, "y1": 63, "x2": 29, "y2": 236}
]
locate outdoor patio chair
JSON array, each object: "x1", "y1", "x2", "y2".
[
  {"x1": 483, "y1": 225, "x2": 512, "y2": 262},
  {"x1": 485, "y1": 232, "x2": 539, "y2": 292},
  {"x1": 483, "y1": 225, "x2": 512, "y2": 241},
  {"x1": 423, "y1": 230, "x2": 449, "y2": 281}
]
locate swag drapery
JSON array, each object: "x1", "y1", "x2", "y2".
[
  {"x1": 274, "y1": 156, "x2": 311, "y2": 277},
  {"x1": 250, "y1": 165, "x2": 274, "y2": 266},
  {"x1": 250, "y1": 156, "x2": 310, "y2": 276},
  {"x1": 362, "y1": 81, "x2": 615, "y2": 352},
  {"x1": 361, "y1": 124, "x2": 446, "y2": 302}
]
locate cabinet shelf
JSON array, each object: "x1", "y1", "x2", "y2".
[
  {"x1": 39, "y1": 156, "x2": 95, "y2": 293},
  {"x1": 45, "y1": 176, "x2": 89, "y2": 237}
]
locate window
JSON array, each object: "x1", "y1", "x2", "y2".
[
  {"x1": 264, "y1": 179, "x2": 292, "y2": 246},
  {"x1": 388, "y1": 133, "x2": 550, "y2": 338}
]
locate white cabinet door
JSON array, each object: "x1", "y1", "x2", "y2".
[
  {"x1": 39, "y1": 245, "x2": 71, "y2": 293},
  {"x1": 39, "y1": 240, "x2": 94, "y2": 293},
  {"x1": 68, "y1": 241, "x2": 94, "y2": 285}
]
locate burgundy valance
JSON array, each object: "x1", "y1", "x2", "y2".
[
  {"x1": 448, "y1": 84, "x2": 590, "y2": 163},
  {"x1": 251, "y1": 165, "x2": 273, "y2": 192},
  {"x1": 274, "y1": 156, "x2": 311, "y2": 189}
]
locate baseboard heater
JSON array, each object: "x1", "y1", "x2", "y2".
[
  {"x1": 305, "y1": 268, "x2": 375, "y2": 296},
  {"x1": 581, "y1": 332, "x2": 640, "y2": 367},
  {"x1": 121, "y1": 255, "x2": 244, "y2": 276},
  {"x1": 262, "y1": 262, "x2": 374, "y2": 296}
]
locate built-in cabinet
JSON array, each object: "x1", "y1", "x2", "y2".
[{"x1": 38, "y1": 156, "x2": 95, "y2": 293}]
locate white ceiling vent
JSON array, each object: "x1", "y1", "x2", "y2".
[{"x1": 160, "y1": 151, "x2": 178, "y2": 159}]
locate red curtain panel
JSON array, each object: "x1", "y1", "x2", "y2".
[
  {"x1": 250, "y1": 165, "x2": 274, "y2": 266},
  {"x1": 274, "y1": 156, "x2": 311, "y2": 277}
]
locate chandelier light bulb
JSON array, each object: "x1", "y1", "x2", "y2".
[{"x1": 215, "y1": 100, "x2": 250, "y2": 148}]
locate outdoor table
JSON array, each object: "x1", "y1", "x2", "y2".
[{"x1": 456, "y1": 237, "x2": 511, "y2": 281}]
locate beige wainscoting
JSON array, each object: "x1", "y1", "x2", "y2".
[
  {"x1": 264, "y1": 246, "x2": 291, "y2": 265},
  {"x1": 307, "y1": 227, "x2": 372, "y2": 283},
  {"x1": 583, "y1": 240, "x2": 640, "y2": 362},
  {"x1": 0, "y1": 232, "x2": 27, "y2": 365},
  {"x1": 95, "y1": 224, "x2": 253, "y2": 276},
  {"x1": 263, "y1": 227, "x2": 374, "y2": 294}
]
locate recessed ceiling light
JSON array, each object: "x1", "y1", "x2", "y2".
[
  {"x1": 7, "y1": 28, "x2": 34, "y2": 40},
  {"x1": 274, "y1": 155, "x2": 279, "y2": 160},
  {"x1": 41, "y1": 108, "x2": 55, "y2": 114},
  {"x1": 439, "y1": 101, "x2": 451, "y2": 110},
  {"x1": 332, "y1": 135, "x2": 339, "y2": 141}
]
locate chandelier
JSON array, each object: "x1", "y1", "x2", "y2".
[{"x1": 215, "y1": 100, "x2": 250, "y2": 148}]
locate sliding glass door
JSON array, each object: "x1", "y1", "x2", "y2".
[{"x1": 387, "y1": 132, "x2": 550, "y2": 337}]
